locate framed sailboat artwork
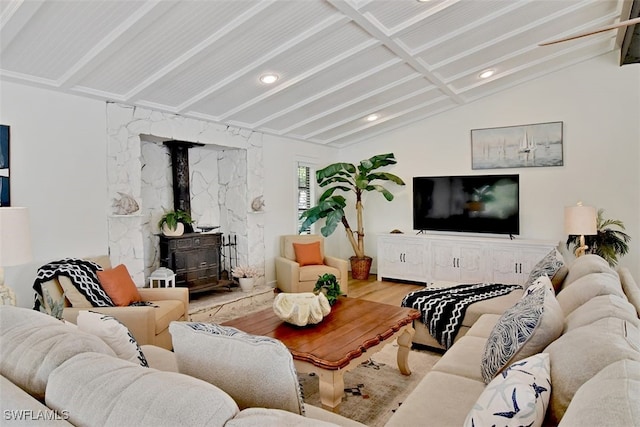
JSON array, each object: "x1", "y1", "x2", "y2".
[{"x1": 471, "y1": 121, "x2": 563, "y2": 170}]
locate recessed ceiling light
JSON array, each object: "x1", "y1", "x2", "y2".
[
  {"x1": 366, "y1": 114, "x2": 379, "y2": 122},
  {"x1": 259, "y1": 73, "x2": 279, "y2": 84},
  {"x1": 479, "y1": 69, "x2": 495, "y2": 79}
]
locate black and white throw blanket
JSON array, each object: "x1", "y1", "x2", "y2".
[
  {"x1": 401, "y1": 283, "x2": 521, "y2": 349},
  {"x1": 33, "y1": 258, "x2": 114, "y2": 311}
]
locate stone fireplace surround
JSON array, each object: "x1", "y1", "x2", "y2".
[{"x1": 106, "y1": 103, "x2": 264, "y2": 287}]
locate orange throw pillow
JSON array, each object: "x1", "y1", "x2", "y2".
[
  {"x1": 293, "y1": 241, "x2": 323, "y2": 266},
  {"x1": 97, "y1": 264, "x2": 142, "y2": 307}
]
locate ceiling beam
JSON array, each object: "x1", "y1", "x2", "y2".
[{"x1": 326, "y1": 0, "x2": 464, "y2": 104}]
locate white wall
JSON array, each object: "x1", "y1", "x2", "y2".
[
  {"x1": 340, "y1": 51, "x2": 640, "y2": 279},
  {"x1": 262, "y1": 133, "x2": 340, "y2": 284},
  {"x1": 1, "y1": 82, "x2": 109, "y2": 307}
]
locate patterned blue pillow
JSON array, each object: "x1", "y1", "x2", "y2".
[
  {"x1": 481, "y1": 276, "x2": 563, "y2": 384},
  {"x1": 524, "y1": 249, "x2": 565, "y2": 291},
  {"x1": 465, "y1": 353, "x2": 551, "y2": 427}
]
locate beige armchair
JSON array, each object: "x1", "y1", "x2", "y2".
[
  {"x1": 40, "y1": 255, "x2": 188, "y2": 350},
  {"x1": 275, "y1": 235, "x2": 349, "y2": 295}
]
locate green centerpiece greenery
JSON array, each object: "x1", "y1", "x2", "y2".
[
  {"x1": 566, "y1": 209, "x2": 630, "y2": 267},
  {"x1": 299, "y1": 153, "x2": 405, "y2": 279},
  {"x1": 313, "y1": 273, "x2": 342, "y2": 306}
]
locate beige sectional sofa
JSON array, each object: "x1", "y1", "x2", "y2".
[
  {"x1": 0, "y1": 305, "x2": 362, "y2": 427},
  {"x1": 386, "y1": 254, "x2": 640, "y2": 426},
  {"x1": 2, "y1": 254, "x2": 638, "y2": 426}
]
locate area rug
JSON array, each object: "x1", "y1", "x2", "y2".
[{"x1": 299, "y1": 340, "x2": 441, "y2": 426}]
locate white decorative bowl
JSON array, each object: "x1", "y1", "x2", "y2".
[{"x1": 273, "y1": 292, "x2": 331, "y2": 327}]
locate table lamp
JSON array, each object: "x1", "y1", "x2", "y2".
[
  {"x1": 0, "y1": 207, "x2": 33, "y2": 305},
  {"x1": 564, "y1": 202, "x2": 597, "y2": 257}
]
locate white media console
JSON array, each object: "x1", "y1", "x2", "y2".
[{"x1": 377, "y1": 233, "x2": 557, "y2": 285}]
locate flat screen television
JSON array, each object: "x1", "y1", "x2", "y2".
[{"x1": 413, "y1": 174, "x2": 519, "y2": 235}]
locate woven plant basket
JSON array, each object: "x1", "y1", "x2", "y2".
[{"x1": 350, "y1": 256, "x2": 373, "y2": 280}]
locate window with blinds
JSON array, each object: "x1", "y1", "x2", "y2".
[{"x1": 297, "y1": 164, "x2": 312, "y2": 234}]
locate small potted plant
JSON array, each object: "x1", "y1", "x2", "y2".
[
  {"x1": 232, "y1": 265, "x2": 259, "y2": 292},
  {"x1": 313, "y1": 273, "x2": 342, "y2": 306},
  {"x1": 158, "y1": 210, "x2": 193, "y2": 236}
]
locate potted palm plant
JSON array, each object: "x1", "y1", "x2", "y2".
[
  {"x1": 158, "y1": 210, "x2": 193, "y2": 237},
  {"x1": 299, "y1": 153, "x2": 405, "y2": 279},
  {"x1": 566, "y1": 209, "x2": 630, "y2": 267}
]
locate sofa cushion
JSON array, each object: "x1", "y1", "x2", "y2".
[
  {"x1": 385, "y1": 371, "x2": 485, "y2": 427},
  {"x1": 481, "y1": 277, "x2": 563, "y2": 384},
  {"x1": 76, "y1": 310, "x2": 148, "y2": 366},
  {"x1": 1, "y1": 376, "x2": 74, "y2": 426},
  {"x1": 432, "y1": 335, "x2": 487, "y2": 382},
  {"x1": 227, "y1": 408, "x2": 339, "y2": 427},
  {"x1": 524, "y1": 248, "x2": 565, "y2": 291},
  {"x1": 461, "y1": 289, "x2": 523, "y2": 327},
  {"x1": 564, "y1": 294, "x2": 639, "y2": 333},
  {"x1": 140, "y1": 344, "x2": 179, "y2": 372},
  {"x1": 58, "y1": 276, "x2": 92, "y2": 307},
  {"x1": 299, "y1": 265, "x2": 341, "y2": 282},
  {"x1": 465, "y1": 314, "x2": 501, "y2": 338},
  {"x1": 0, "y1": 306, "x2": 116, "y2": 400},
  {"x1": 169, "y1": 322, "x2": 304, "y2": 415},
  {"x1": 558, "y1": 359, "x2": 640, "y2": 427},
  {"x1": 465, "y1": 353, "x2": 551, "y2": 427},
  {"x1": 544, "y1": 317, "x2": 640, "y2": 424},
  {"x1": 97, "y1": 264, "x2": 142, "y2": 306},
  {"x1": 619, "y1": 267, "x2": 640, "y2": 317},
  {"x1": 561, "y1": 254, "x2": 618, "y2": 289},
  {"x1": 151, "y1": 299, "x2": 185, "y2": 334},
  {"x1": 45, "y1": 352, "x2": 239, "y2": 427},
  {"x1": 556, "y1": 272, "x2": 626, "y2": 316}
]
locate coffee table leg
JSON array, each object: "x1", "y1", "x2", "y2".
[
  {"x1": 317, "y1": 369, "x2": 345, "y2": 411},
  {"x1": 396, "y1": 324, "x2": 415, "y2": 375}
]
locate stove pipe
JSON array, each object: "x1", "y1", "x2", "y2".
[{"x1": 163, "y1": 140, "x2": 203, "y2": 228}]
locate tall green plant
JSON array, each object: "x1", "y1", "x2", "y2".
[
  {"x1": 299, "y1": 153, "x2": 405, "y2": 259},
  {"x1": 566, "y1": 209, "x2": 630, "y2": 266}
]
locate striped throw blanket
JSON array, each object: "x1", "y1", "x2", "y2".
[
  {"x1": 401, "y1": 283, "x2": 521, "y2": 349},
  {"x1": 33, "y1": 258, "x2": 113, "y2": 311}
]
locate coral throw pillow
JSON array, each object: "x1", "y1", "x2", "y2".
[
  {"x1": 97, "y1": 264, "x2": 142, "y2": 306},
  {"x1": 292, "y1": 241, "x2": 323, "y2": 266}
]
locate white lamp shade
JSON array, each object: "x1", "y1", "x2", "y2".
[
  {"x1": 0, "y1": 207, "x2": 33, "y2": 267},
  {"x1": 564, "y1": 204, "x2": 597, "y2": 236}
]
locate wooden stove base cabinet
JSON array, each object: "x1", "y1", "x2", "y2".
[{"x1": 159, "y1": 232, "x2": 226, "y2": 295}]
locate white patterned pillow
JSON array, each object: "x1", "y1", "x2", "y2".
[
  {"x1": 523, "y1": 249, "x2": 565, "y2": 291},
  {"x1": 481, "y1": 276, "x2": 563, "y2": 384},
  {"x1": 169, "y1": 322, "x2": 304, "y2": 415},
  {"x1": 465, "y1": 353, "x2": 551, "y2": 427},
  {"x1": 77, "y1": 310, "x2": 148, "y2": 367}
]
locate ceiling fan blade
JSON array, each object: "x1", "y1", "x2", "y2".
[{"x1": 539, "y1": 16, "x2": 640, "y2": 46}]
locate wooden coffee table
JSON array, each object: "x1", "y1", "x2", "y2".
[{"x1": 222, "y1": 297, "x2": 420, "y2": 410}]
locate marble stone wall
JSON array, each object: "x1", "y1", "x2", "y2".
[{"x1": 106, "y1": 103, "x2": 264, "y2": 286}]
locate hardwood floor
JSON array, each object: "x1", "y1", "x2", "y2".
[{"x1": 346, "y1": 274, "x2": 424, "y2": 306}]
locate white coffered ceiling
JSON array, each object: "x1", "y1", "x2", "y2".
[{"x1": 0, "y1": 0, "x2": 633, "y2": 147}]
